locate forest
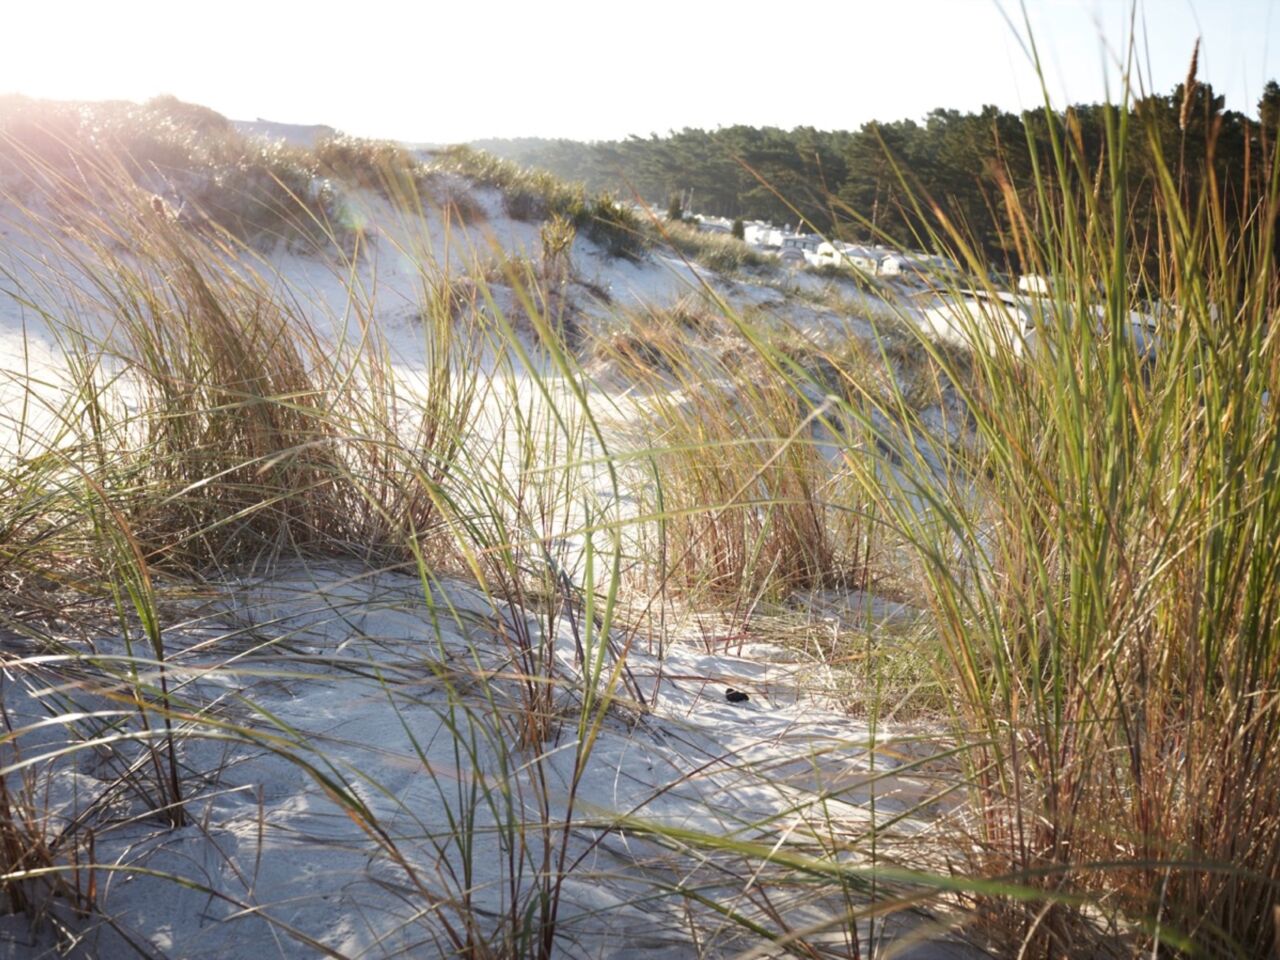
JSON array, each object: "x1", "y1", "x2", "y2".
[{"x1": 472, "y1": 79, "x2": 1280, "y2": 272}]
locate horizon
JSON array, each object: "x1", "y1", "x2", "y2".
[{"x1": 3, "y1": 1, "x2": 1279, "y2": 143}]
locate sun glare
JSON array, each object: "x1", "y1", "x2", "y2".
[{"x1": 2, "y1": 1, "x2": 1276, "y2": 142}]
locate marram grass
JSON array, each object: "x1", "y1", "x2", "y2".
[{"x1": 2, "y1": 49, "x2": 1279, "y2": 957}]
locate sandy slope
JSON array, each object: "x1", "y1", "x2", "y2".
[
  {"x1": 3, "y1": 562, "x2": 953, "y2": 958},
  {"x1": 0, "y1": 186, "x2": 978, "y2": 958}
]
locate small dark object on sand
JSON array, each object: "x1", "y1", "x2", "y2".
[{"x1": 725, "y1": 688, "x2": 749, "y2": 704}]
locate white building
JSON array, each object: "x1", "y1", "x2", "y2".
[
  {"x1": 1019, "y1": 274, "x2": 1050, "y2": 296},
  {"x1": 744, "y1": 222, "x2": 782, "y2": 248},
  {"x1": 780, "y1": 234, "x2": 822, "y2": 255},
  {"x1": 776, "y1": 233, "x2": 822, "y2": 267},
  {"x1": 878, "y1": 254, "x2": 912, "y2": 277},
  {"x1": 816, "y1": 241, "x2": 881, "y2": 274}
]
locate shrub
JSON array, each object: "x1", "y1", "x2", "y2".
[
  {"x1": 584, "y1": 194, "x2": 646, "y2": 260},
  {"x1": 614, "y1": 327, "x2": 871, "y2": 604}
]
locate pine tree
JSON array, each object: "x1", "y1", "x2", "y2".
[{"x1": 1259, "y1": 80, "x2": 1280, "y2": 146}]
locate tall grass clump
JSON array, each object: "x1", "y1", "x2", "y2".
[
  {"x1": 31, "y1": 204, "x2": 362, "y2": 570},
  {"x1": 1, "y1": 153, "x2": 491, "y2": 579},
  {"x1": 793, "y1": 38, "x2": 1280, "y2": 957},
  {"x1": 601, "y1": 310, "x2": 872, "y2": 607}
]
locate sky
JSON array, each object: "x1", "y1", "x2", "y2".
[{"x1": 2, "y1": 0, "x2": 1278, "y2": 143}]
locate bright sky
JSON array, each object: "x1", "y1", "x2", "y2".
[{"x1": 3, "y1": 0, "x2": 1278, "y2": 143}]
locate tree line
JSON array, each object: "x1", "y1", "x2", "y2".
[{"x1": 472, "y1": 80, "x2": 1280, "y2": 275}]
